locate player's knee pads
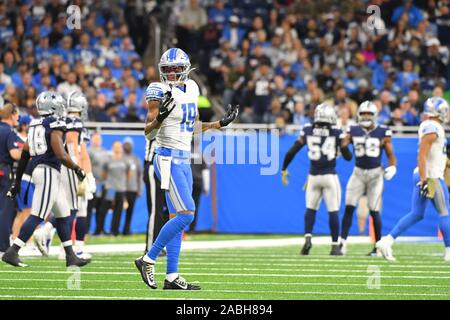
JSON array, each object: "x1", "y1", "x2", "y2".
[{"x1": 177, "y1": 212, "x2": 195, "y2": 227}]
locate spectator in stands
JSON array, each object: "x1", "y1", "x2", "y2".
[
  {"x1": 56, "y1": 72, "x2": 80, "y2": 96},
  {"x1": 377, "y1": 90, "x2": 395, "y2": 125},
  {"x1": 389, "y1": 108, "x2": 407, "y2": 127},
  {"x1": 337, "y1": 105, "x2": 355, "y2": 132},
  {"x1": 399, "y1": 96, "x2": 420, "y2": 126},
  {"x1": 222, "y1": 15, "x2": 245, "y2": 49},
  {"x1": 251, "y1": 59, "x2": 274, "y2": 123},
  {"x1": 392, "y1": 0, "x2": 423, "y2": 28},
  {"x1": 292, "y1": 101, "x2": 310, "y2": 126},
  {"x1": 396, "y1": 58, "x2": 419, "y2": 95},
  {"x1": 176, "y1": 0, "x2": 208, "y2": 58},
  {"x1": 350, "y1": 79, "x2": 374, "y2": 105},
  {"x1": 263, "y1": 98, "x2": 282, "y2": 124},
  {"x1": 372, "y1": 55, "x2": 393, "y2": 93}
]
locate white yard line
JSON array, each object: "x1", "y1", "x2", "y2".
[
  {"x1": 15, "y1": 264, "x2": 450, "y2": 274},
  {"x1": 18, "y1": 236, "x2": 442, "y2": 257},
  {"x1": 0, "y1": 287, "x2": 448, "y2": 297},
  {"x1": 2, "y1": 278, "x2": 450, "y2": 288},
  {"x1": 0, "y1": 269, "x2": 449, "y2": 279}
]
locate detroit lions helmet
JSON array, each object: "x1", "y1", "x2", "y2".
[
  {"x1": 314, "y1": 103, "x2": 337, "y2": 125},
  {"x1": 423, "y1": 97, "x2": 449, "y2": 123},
  {"x1": 67, "y1": 90, "x2": 88, "y2": 119},
  {"x1": 36, "y1": 91, "x2": 66, "y2": 117},
  {"x1": 357, "y1": 100, "x2": 378, "y2": 128},
  {"x1": 158, "y1": 48, "x2": 193, "y2": 86}
]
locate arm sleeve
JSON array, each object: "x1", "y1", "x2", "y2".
[
  {"x1": 145, "y1": 83, "x2": 165, "y2": 102},
  {"x1": 14, "y1": 150, "x2": 30, "y2": 184},
  {"x1": 282, "y1": 140, "x2": 304, "y2": 171},
  {"x1": 340, "y1": 145, "x2": 353, "y2": 161}
]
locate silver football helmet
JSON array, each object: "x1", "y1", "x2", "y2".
[
  {"x1": 67, "y1": 90, "x2": 88, "y2": 119},
  {"x1": 423, "y1": 97, "x2": 449, "y2": 123},
  {"x1": 314, "y1": 103, "x2": 337, "y2": 125},
  {"x1": 158, "y1": 48, "x2": 193, "y2": 86},
  {"x1": 357, "y1": 100, "x2": 378, "y2": 128},
  {"x1": 36, "y1": 91, "x2": 66, "y2": 117}
]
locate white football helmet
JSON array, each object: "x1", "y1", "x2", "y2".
[
  {"x1": 357, "y1": 100, "x2": 378, "y2": 128},
  {"x1": 36, "y1": 91, "x2": 66, "y2": 117},
  {"x1": 423, "y1": 97, "x2": 449, "y2": 123},
  {"x1": 158, "y1": 48, "x2": 193, "y2": 86},
  {"x1": 314, "y1": 103, "x2": 337, "y2": 125},
  {"x1": 67, "y1": 91, "x2": 88, "y2": 119}
]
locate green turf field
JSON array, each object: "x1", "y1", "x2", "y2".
[{"x1": 1, "y1": 238, "x2": 449, "y2": 300}]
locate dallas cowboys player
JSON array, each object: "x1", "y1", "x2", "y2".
[
  {"x1": 377, "y1": 97, "x2": 450, "y2": 261},
  {"x1": 134, "y1": 48, "x2": 238, "y2": 290},
  {"x1": 281, "y1": 103, "x2": 353, "y2": 255},
  {"x1": 340, "y1": 101, "x2": 397, "y2": 256},
  {"x1": 2, "y1": 91, "x2": 89, "y2": 267},
  {"x1": 33, "y1": 91, "x2": 96, "y2": 259}
]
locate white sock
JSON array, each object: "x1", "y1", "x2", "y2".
[
  {"x1": 75, "y1": 240, "x2": 84, "y2": 252},
  {"x1": 166, "y1": 273, "x2": 179, "y2": 282},
  {"x1": 305, "y1": 233, "x2": 312, "y2": 238},
  {"x1": 143, "y1": 255, "x2": 155, "y2": 264},
  {"x1": 386, "y1": 234, "x2": 395, "y2": 245},
  {"x1": 445, "y1": 247, "x2": 450, "y2": 256},
  {"x1": 340, "y1": 238, "x2": 347, "y2": 245}
]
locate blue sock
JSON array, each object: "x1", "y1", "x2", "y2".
[
  {"x1": 329, "y1": 211, "x2": 339, "y2": 243},
  {"x1": 390, "y1": 180, "x2": 427, "y2": 238},
  {"x1": 439, "y1": 215, "x2": 450, "y2": 247},
  {"x1": 48, "y1": 215, "x2": 57, "y2": 227},
  {"x1": 16, "y1": 215, "x2": 44, "y2": 244},
  {"x1": 166, "y1": 231, "x2": 183, "y2": 274},
  {"x1": 147, "y1": 213, "x2": 194, "y2": 261},
  {"x1": 55, "y1": 216, "x2": 73, "y2": 244},
  {"x1": 304, "y1": 208, "x2": 316, "y2": 234},
  {"x1": 341, "y1": 205, "x2": 355, "y2": 240},
  {"x1": 390, "y1": 210, "x2": 425, "y2": 238},
  {"x1": 370, "y1": 211, "x2": 382, "y2": 242}
]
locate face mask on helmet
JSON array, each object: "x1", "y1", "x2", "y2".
[
  {"x1": 358, "y1": 112, "x2": 375, "y2": 128},
  {"x1": 159, "y1": 64, "x2": 190, "y2": 85}
]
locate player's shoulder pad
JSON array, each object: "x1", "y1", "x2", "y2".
[
  {"x1": 419, "y1": 120, "x2": 440, "y2": 136},
  {"x1": 299, "y1": 123, "x2": 312, "y2": 136},
  {"x1": 65, "y1": 115, "x2": 83, "y2": 131},
  {"x1": 378, "y1": 124, "x2": 392, "y2": 137},
  {"x1": 186, "y1": 79, "x2": 200, "y2": 96},
  {"x1": 146, "y1": 82, "x2": 167, "y2": 102},
  {"x1": 48, "y1": 116, "x2": 67, "y2": 130}
]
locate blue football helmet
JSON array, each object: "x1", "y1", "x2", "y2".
[
  {"x1": 423, "y1": 97, "x2": 449, "y2": 123},
  {"x1": 158, "y1": 48, "x2": 193, "y2": 86}
]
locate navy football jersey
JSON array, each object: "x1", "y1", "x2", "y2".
[
  {"x1": 64, "y1": 115, "x2": 84, "y2": 145},
  {"x1": 28, "y1": 116, "x2": 67, "y2": 171},
  {"x1": 348, "y1": 124, "x2": 392, "y2": 169},
  {"x1": 301, "y1": 123, "x2": 345, "y2": 175}
]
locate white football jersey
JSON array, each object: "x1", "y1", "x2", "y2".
[
  {"x1": 145, "y1": 79, "x2": 199, "y2": 152},
  {"x1": 418, "y1": 120, "x2": 447, "y2": 179}
]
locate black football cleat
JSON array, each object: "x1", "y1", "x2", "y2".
[
  {"x1": 330, "y1": 244, "x2": 343, "y2": 256},
  {"x1": 66, "y1": 254, "x2": 91, "y2": 267},
  {"x1": 163, "y1": 276, "x2": 201, "y2": 290},
  {"x1": 135, "y1": 256, "x2": 157, "y2": 289},
  {"x1": 300, "y1": 237, "x2": 312, "y2": 255},
  {"x1": 2, "y1": 247, "x2": 28, "y2": 267},
  {"x1": 367, "y1": 247, "x2": 378, "y2": 257}
]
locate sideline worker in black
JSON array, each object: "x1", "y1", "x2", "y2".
[{"x1": 0, "y1": 102, "x2": 21, "y2": 255}]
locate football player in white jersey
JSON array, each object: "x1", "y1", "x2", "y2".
[
  {"x1": 377, "y1": 97, "x2": 450, "y2": 261},
  {"x1": 135, "y1": 48, "x2": 238, "y2": 290}
]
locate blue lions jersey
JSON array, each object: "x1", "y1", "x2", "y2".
[
  {"x1": 301, "y1": 124, "x2": 345, "y2": 175},
  {"x1": 28, "y1": 116, "x2": 67, "y2": 171},
  {"x1": 348, "y1": 125, "x2": 392, "y2": 169}
]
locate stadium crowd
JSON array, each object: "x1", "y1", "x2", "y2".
[
  {"x1": 172, "y1": 0, "x2": 450, "y2": 126},
  {"x1": 0, "y1": 0, "x2": 153, "y2": 123},
  {"x1": 0, "y1": 0, "x2": 449, "y2": 127}
]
